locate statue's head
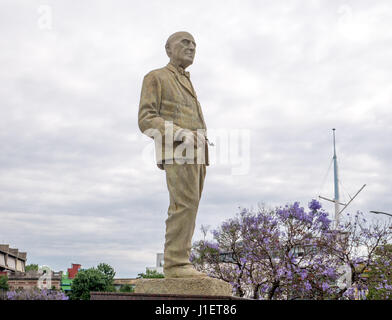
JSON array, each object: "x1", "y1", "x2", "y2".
[{"x1": 165, "y1": 31, "x2": 196, "y2": 69}]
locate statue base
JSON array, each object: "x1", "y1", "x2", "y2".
[{"x1": 134, "y1": 277, "x2": 233, "y2": 296}]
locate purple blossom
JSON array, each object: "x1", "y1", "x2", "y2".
[
  {"x1": 191, "y1": 200, "x2": 392, "y2": 300},
  {"x1": 309, "y1": 199, "x2": 322, "y2": 211},
  {"x1": 322, "y1": 267, "x2": 336, "y2": 278},
  {"x1": 300, "y1": 270, "x2": 308, "y2": 280},
  {"x1": 322, "y1": 283, "x2": 330, "y2": 291},
  {"x1": 6, "y1": 289, "x2": 68, "y2": 300}
]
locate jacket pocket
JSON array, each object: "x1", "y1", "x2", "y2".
[{"x1": 160, "y1": 99, "x2": 178, "y2": 120}]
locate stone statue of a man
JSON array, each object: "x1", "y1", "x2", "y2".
[{"x1": 138, "y1": 32, "x2": 209, "y2": 278}]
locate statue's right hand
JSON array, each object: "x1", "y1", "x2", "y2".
[
  {"x1": 182, "y1": 130, "x2": 196, "y2": 147},
  {"x1": 176, "y1": 129, "x2": 205, "y2": 148}
]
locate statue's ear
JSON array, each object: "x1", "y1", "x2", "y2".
[{"x1": 165, "y1": 44, "x2": 171, "y2": 58}]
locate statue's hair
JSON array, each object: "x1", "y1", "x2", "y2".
[{"x1": 165, "y1": 31, "x2": 194, "y2": 49}]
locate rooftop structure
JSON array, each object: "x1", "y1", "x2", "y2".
[
  {"x1": 67, "y1": 263, "x2": 81, "y2": 279},
  {"x1": 60, "y1": 263, "x2": 82, "y2": 292},
  {"x1": 146, "y1": 253, "x2": 164, "y2": 274},
  {"x1": 0, "y1": 244, "x2": 27, "y2": 273}
]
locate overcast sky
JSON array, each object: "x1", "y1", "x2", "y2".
[{"x1": 1, "y1": 0, "x2": 391, "y2": 278}]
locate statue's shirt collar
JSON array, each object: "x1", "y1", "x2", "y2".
[{"x1": 167, "y1": 63, "x2": 190, "y2": 78}]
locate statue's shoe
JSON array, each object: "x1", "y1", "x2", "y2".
[{"x1": 164, "y1": 266, "x2": 208, "y2": 278}]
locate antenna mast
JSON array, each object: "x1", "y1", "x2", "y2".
[
  {"x1": 319, "y1": 129, "x2": 366, "y2": 228},
  {"x1": 332, "y1": 128, "x2": 340, "y2": 225}
]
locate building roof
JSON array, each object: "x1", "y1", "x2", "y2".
[{"x1": 0, "y1": 244, "x2": 27, "y2": 261}]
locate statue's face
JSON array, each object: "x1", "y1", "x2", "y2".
[{"x1": 167, "y1": 33, "x2": 196, "y2": 69}]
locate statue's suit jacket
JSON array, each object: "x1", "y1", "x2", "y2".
[{"x1": 138, "y1": 63, "x2": 209, "y2": 169}]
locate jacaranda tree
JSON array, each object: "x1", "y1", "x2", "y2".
[{"x1": 191, "y1": 200, "x2": 392, "y2": 300}]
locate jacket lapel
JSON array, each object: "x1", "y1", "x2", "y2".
[
  {"x1": 177, "y1": 74, "x2": 197, "y2": 99},
  {"x1": 165, "y1": 64, "x2": 206, "y2": 129},
  {"x1": 166, "y1": 64, "x2": 197, "y2": 99}
]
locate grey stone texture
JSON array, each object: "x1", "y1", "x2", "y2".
[{"x1": 134, "y1": 277, "x2": 233, "y2": 296}]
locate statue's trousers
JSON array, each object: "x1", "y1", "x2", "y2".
[{"x1": 163, "y1": 163, "x2": 206, "y2": 271}]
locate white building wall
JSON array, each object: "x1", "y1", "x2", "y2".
[{"x1": 7, "y1": 257, "x2": 16, "y2": 269}]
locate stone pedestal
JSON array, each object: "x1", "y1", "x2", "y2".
[{"x1": 134, "y1": 277, "x2": 233, "y2": 296}]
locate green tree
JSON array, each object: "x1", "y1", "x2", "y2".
[
  {"x1": 25, "y1": 264, "x2": 39, "y2": 272},
  {"x1": 69, "y1": 264, "x2": 116, "y2": 300},
  {"x1": 0, "y1": 275, "x2": 9, "y2": 291},
  {"x1": 97, "y1": 263, "x2": 116, "y2": 292},
  {"x1": 366, "y1": 244, "x2": 392, "y2": 300},
  {"x1": 137, "y1": 269, "x2": 164, "y2": 279}
]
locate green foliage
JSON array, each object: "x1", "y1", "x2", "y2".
[
  {"x1": 69, "y1": 263, "x2": 116, "y2": 300},
  {"x1": 366, "y1": 244, "x2": 392, "y2": 300},
  {"x1": 119, "y1": 284, "x2": 134, "y2": 293},
  {"x1": 137, "y1": 269, "x2": 164, "y2": 279},
  {"x1": 96, "y1": 263, "x2": 116, "y2": 291},
  {"x1": 0, "y1": 275, "x2": 9, "y2": 291},
  {"x1": 25, "y1": 264, "x2": 39, "y2": 272}
]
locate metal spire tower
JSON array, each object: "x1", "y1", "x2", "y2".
[
  {"x1": 319, "y1": 129, "x2": 366, "y2": 228},
  {"x1": 332, "y1": 128, "x2": 340, "y2": 225}
]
